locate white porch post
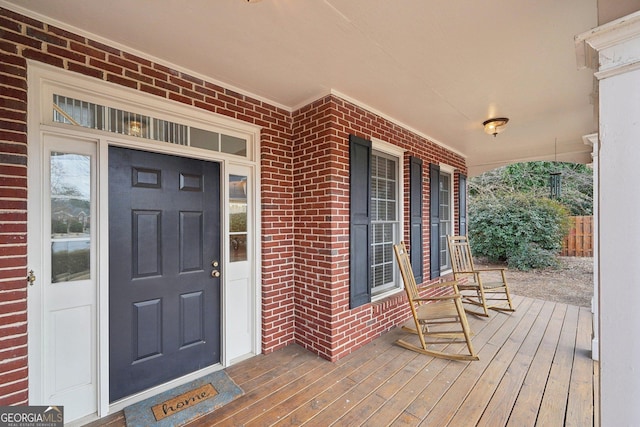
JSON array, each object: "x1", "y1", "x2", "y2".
[
  {"x1": 577, "y1": 12, "x2": 640, "y2": 425},
  {"x1": 583, "y1": 133, "x2": 598, "y2": 361}
]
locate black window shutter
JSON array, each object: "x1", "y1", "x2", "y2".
[
  {"x1": 458, "y1": 173, "x2": 467, "y2": 236},
  {"x1": 410, "y1": 157, "x2": 423, "y2": 283},
  {"x1": 429, "y1": 163, "x2": 441, "y2": 279},
  {"x1": 349, "y1": 135, "x2": 372, "y2": 308}
]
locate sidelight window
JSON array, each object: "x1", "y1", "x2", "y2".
[
  {"x1": 50, "y1": 152, "x2": 91, "y2": 283},
  {"x1": 228, "y1": 175, "x2": 248, "y2": 262}
]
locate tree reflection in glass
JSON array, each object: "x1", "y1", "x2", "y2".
[
  {"x1": 51, "y1": 152, "x2": 91, "y2": 283},
  {"x1": 229, "y1": 175, "x2": 248, "y2": 262}
]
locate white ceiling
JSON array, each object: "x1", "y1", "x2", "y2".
[{"x1": 3, "y1": 0, "x2": 626, "y2": 175}]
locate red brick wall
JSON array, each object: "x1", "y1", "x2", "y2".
[
  {"x1": 292, "y1": 95, "x2": 466, "y2": 361},
  {"x1": 0, "y1": 11, "x2": 29, "y2": 405}
]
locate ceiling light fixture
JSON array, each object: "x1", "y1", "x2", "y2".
[
  {"x1": 483, "y1": 117, "x2": 509, "y2": 137},
  {"x1": 123, "y1": 115, "x2": 145, "y2": 137},
  {"x1": 127, "y1": 120, "x2": 142, "y2": 137}
]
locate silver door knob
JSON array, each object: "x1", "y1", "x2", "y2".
[{"x1": 211, "y1": 270, "x2": 220, "y2": 278}]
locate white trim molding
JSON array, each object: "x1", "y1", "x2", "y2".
[{"x1": 576, "y1": 11, "x2": 640, "y2": 77}]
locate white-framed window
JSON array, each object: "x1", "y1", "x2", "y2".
[
  {"x1": 370, "y1": 141, "x2": 404, "y2": 297},
  {"x1": 439, "y1": 165, "x2": 455, "y2": 272}
]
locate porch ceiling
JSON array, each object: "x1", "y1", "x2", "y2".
[{"x1": 5, "y1": 0, "x2": 632, "y2": 175}]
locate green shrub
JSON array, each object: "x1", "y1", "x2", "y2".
[
  {"x1": 506, "y1": 242, "x2": 560, "y2": 271},
  {"x1": 468, "y1": 194, "x2": 570, "y2": 270}
]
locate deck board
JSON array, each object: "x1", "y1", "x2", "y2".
[
  {"x1": 84, "y1": 296, "x2": 598, "y2": 427},
  {"x1": 302, "y1": 346, "x2": 417, "y2": 426},
  {"x1": 506, "y1": 302, "x2": 568, "y2": 427},
  {"x1": 419, "y1": 297, "x2": 537, "y2": 425},
  {"x1": 373, "y1": 297, "x2": 523, "y2": 426},
  {"x1": 244, "y1": 346, "x2": 375, "y2": 426},
  {"x1": 225, "y1": 343, "x2": 308, "y2": 387},
  {"x1": 565, "y1": 307, "x2": 596, "y2": 427},
  {"x1": 197, "y1": 353, "x2": 328, "y2": 426},
  {"x1": 537, "y1": 305, "x2": 580, "y2": 426},
  {"x1": 476, "y1": 299, "x2": 556, "y2": 426},
  {"x1": 447, "y1": 298, "x2": 547, "y2": 426},
  {"x1": 396, "y1": 297, "x2": 524, "y2": 424},
  {"x1": 273, "y1": 335, "x2": 405, "y2": 426}
]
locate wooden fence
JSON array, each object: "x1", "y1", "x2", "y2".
[{"x1": 561, "y1": 215, "x2": 593, "y2": 257}]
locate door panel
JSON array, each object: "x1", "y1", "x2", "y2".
[
  {"x1": 180, "y1": 291, "x2": 205, "y2": 347},
  {"x1": 132, "y1": 210, "x2": 161, "y2": 277},
  {"x1": 180, "y1": 212, "x2": 204, "y2": 272},
  {"x1": 109, "y1": 147, "x2": 221, "y2": 402}
]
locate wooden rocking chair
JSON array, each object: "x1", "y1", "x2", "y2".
[
  {"x1": 393, "y1": 242, "x2": 478, "y2": 361},
  {"x1": 447, "y1": 235, "x2": 515, "y2": 317}
]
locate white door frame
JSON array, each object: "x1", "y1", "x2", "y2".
[{"x1": 27, "y1": 62, "x2": 262, "y2": 423}]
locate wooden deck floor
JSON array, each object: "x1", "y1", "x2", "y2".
[{"x1": 91, "y1": 295, "x2": 598, "y2": 426}]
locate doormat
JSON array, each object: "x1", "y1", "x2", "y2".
[{"x1": 123, "y1": 371, "x2": 243, "y2": 427}]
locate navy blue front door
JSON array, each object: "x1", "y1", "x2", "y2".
[{"x1": 108, "y1": 147, "x2": 220, "y2": 402}]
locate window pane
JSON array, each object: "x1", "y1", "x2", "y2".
[
  {"x1": 155, "y1": 119, "x2": 188, "y2": 145},
  {"x1": 371, "y1": 197, "x2": 378, "y2": 220},
  {"x1": 221, "y1": 134, "x2": 247, "y2": 156},
  {"x1": 371, "y1": 156, "x2": 379, "y2": 176},
  {"x1": 379, "y1": 178, "x2": 388, "y2": 199},
  {"x1": 109, "y1": 109, "x2": 151, "y2": 138},
  {"x1": 386, "y1": 200, "x2": 396, "y2": 221},
  {"x1": 383, "y1": 223, "x2": 394, "y2": 241},
  {"x1": 53, "y1": 95, "x2": 105, "y2": 130},
  {"x1": 191, "y1": 127, "x2": 220, "y2": 151},
  {"x1": 439, "y1": 171, "x2": 452, "y2": 270},
  {"x1": 51, "y1": 152, "x2": 91, "y2": 283},
  {"x1": 229, "y1": 234, "x2": 247, "y2": 262},
  {"x1": 375, "y1": 200, "x2": 383, "y2": 221},
  {"x1": 386, "y1": 158, "x2": 396, "y2": 179},
  {"x1": 229, "y1": 175, "x2": 247, "y2": 233},
  {"x1": 387, "y1": 180, "x2": 396, "y2": 200},
  {"x1": 229, "y1": 175, "x2": 248, "y2": 262},
  {"x1": 374, "y1": 240, "x2": 384, "y2": 265}
]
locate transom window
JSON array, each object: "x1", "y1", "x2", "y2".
[
  {"x1": 371, "y1": 151, "x2": 400, "y2": 295},
  {"x1": 52, "y1": 94, "x2": 247, "y2": 157}
]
